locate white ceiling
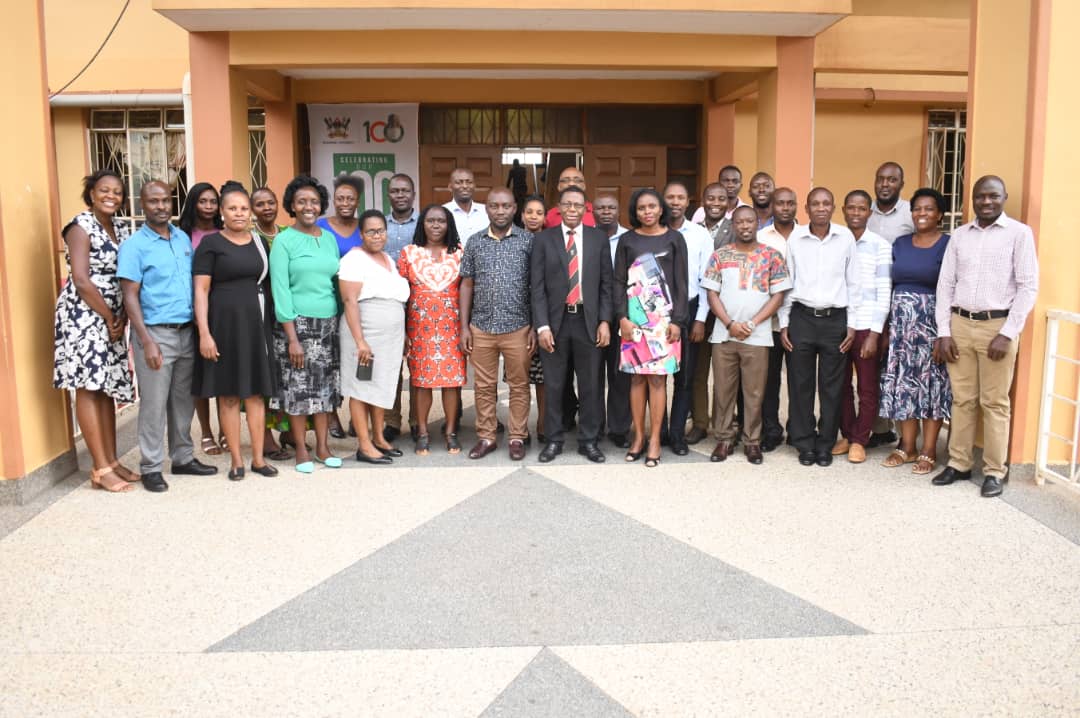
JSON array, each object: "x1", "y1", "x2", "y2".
[
  {"x1": 282, "y1": 68, "x2": 717, "y2": 80},
  {"x1": 157, "y1": 8, "x2": 844, "y2": 36}
]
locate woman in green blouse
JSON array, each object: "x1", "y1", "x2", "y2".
[{"x1": 268, "y1": 176, "x2": 344, "y2": 473}]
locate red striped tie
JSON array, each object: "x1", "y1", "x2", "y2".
[{"x1": 566, "y1": 229, "x2": 581, "y2": 306}]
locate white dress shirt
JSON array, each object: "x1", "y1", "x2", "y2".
[
  {"x1": 672, "y1": 219, "x2": 714, "y2": 323},
  {"x1": 690, "y1": 198, "x2": 748, "y2": 225},
  {"x1": 443, "y1": 200, "x2": 489, "y2": 247},
  {"x1": 757, "y1": 223, "x2": 796, "y2": 331},
  {"x1": 778, "y1": 222, "x2": 861, "y2": 330},
  {"x1": 607, "y1": 225, "x2": 629, "y2": 267}
]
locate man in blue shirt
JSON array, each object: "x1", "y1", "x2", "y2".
[{"x1": 118, "y1": 181, "x2": 217, "y2": 492}]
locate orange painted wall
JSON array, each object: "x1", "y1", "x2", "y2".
[{"x1": 44, "y1": 0, "x2": 189, "y2": 94}]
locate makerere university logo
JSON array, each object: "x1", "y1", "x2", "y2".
[{"x1": 324, "y1": 116, "x2": 351, "y2": 139}]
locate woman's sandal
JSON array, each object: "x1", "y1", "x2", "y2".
[
  {"x1": 415, "y1": 433, "x2": 431, "y2": 456},
  {"x1": 644, "y1": 455, "x2": 661, "y2": 468},
  {"x1": 882, "y1": 448, "x2": 916, "y2": 468},
  {"x1": 912, "y1": 455, "x2": 936, "y2": 475},
  {"x1": 110, "y1": 460, "x2": 139, "y2": 483},
  {"x1": 264, "y1": 446, "x2": 293, "y2": 461},
  {"x1": 445, "y1": 432, "x2": 461, "y2": 455},
  {"x1": 201, "y1": 435, "x2": 223, "y2": 455},
  {"x1": 90, "y1": 466, "x2": 134, "y2": 493},
  {"x1": 218, "y1": 432, "x2": 229, "y2": 452}
]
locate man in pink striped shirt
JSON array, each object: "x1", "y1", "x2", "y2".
[{"x1": 931, "y1": 176, "x2": 1039, "y2": 497}]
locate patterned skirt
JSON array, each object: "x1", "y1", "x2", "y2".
[
  {"x1": 879, "y1": 292, "x2": 952, "y2": 421},
  {"x1": 272, "y1": 315, "x2": 342, "y2": 416}
]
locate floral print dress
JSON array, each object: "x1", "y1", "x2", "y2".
[
  {"x1": 53, "y1": 211, "x2": 134, "y2": 402},
  {"x1": 397, "y1": 244, "x2": 467, "y2": 388}
]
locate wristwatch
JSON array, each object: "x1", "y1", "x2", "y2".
[{"x1": 745, "y1": 319, "x2": 757, "y2": 331}]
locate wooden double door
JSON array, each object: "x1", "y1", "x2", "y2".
[{"x1": 419, "y1": 144, "x2": 666, "y2": 226}]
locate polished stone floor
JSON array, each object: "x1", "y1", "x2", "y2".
[{"x1": 3, "y1": 394, "x2": 1079, "y2": 717}]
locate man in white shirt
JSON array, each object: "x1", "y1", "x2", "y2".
[
  {"x1": 866, "y1": 161, "x2": 914, "y2": 448},
  {"x1": 690, "y1": 165, "x2": 748, "y2": 224},
  {"x1": 757, "y1": 187, "x2": 799, "y2": 452},
  {"x1": 778, "y1": 187, "x2": 861, "y2": 467},
  {"x1": 664, "y1": 181, "x2": 714, "y2": 455},
  {"x1": 443, "y1": 167, "x2": 489, "y2": 245},
  {"x1": 595, "y1": 193, "x2": 631, "y2": 447},
  {"x1": 832, "y1": 190, "x2": 891, "y2": 464}
]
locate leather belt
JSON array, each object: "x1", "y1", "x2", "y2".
[
  {"x1": 565, "y1": 304, "x2": 583, "y2": 314},
  {"x1": 794, "y1": 302, "x2": 843, "y2": 318},
  {"x1": 952, "y1": 307, "x2": 1009, "y2": 321},
  {"x1": 149, "y1": 321, "x2": 192, "y2": 330}
]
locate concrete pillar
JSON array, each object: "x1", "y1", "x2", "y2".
[
  {"x1": 702, "y1": 101, "x2": 736, "y2": 185},
  {"x1": 981, "y1": 0, "x2": 1080, "y2": 464},
  {"x1": 757, "y1": 37, "x2": 815, "y2": 203},
  {"x1": 0, "y1": 0, "x2": 77, "y2": 498},
  {"x1": 188, "y1": 32, "x2": 249, "y2": 188}
]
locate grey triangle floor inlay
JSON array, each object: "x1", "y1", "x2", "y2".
[
  {"x1": 480, "y1": 648, "x2": 635, "y2": 718},
  {"x1": 210, "y1": 470, "x2": 865, "y2": 652}
]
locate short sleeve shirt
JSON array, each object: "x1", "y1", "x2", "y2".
[
  {"x1": 700, "y1": 243, "x2": 792, "y2": 346},
  {"x1": 116, "y1": 223, "x2": 195, "y2": 325},
  {"x1": 460, "y1": 226, "x2": 533, "y2": 334}
]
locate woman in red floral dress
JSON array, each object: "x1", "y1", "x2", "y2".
[{"x1": 397, "y1": 204, "x2": 467, "y2": 454}]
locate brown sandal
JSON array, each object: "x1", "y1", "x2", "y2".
[
  {"x1": 90, "y1": 466, "x2": 134, "y2": 493},
  {"x1": 201, "y1": 435, "x2": 223, "y2": 455},
  {"x1": 882, "y1": 448, "x2": 915, "y2": 468},
  {"x1": 912, "y1": 454, "x2": 936, "y2": 475}
]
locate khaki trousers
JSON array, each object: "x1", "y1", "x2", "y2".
[
  {"x1": 946, "y1": 315, "x2": 1018, "y2": 478},
  {"x1": 711, "y1": 341, "x2": 769, "y2": 445},
  {"x1": 471, "y1": 325, "x2": 531, "y2": 441}
]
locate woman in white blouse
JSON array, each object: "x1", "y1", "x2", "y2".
[{"x1": 339, "y1": 210, "x2": 411, "y2": 464}]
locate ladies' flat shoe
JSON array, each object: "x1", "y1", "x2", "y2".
[
  {"x1": 250, "y1": 463, "x2": 279, "y2": 477},
  {"x1": 377, "y1": 446, "x2": 404, "y2": 458},
  {"x1": 228, "y1": 466, "x2": 245, "y2": 481},
  {"x1": 295, "y1": 461, "x2": 315, "y2": 474},
  {"x1": 316, "y1": 455, "x2": 343, "y2": 468},
  {"x1": 356, "y1": 451, "x2": 392, "y2": 465}
]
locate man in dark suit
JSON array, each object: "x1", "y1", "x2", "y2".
[{"x1": 531, "y1": 186, "x2": 613, "y2": 463}]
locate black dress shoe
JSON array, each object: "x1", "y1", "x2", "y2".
[
  {"x1": 383, "y1": 425, "x2": 401, "y2": 442},
  {"x1": 798, "y1": 450, "x2": 816, "y2": 466},
  {"x1": 608, "y1": 432, "x2": 630, "y2": 449},
  {"x1": 578, "y1": 442, "x2": 606, "y2": 463},
  {"x1": 761, "y1": 434, "x2": 783, "y2": 452},
  {"x1": 538, "y1": 441, "x2": 564, "y2": 463},
  {"x1": 141, "y1": 472, "x2": 169, "y2": 492},
  {"x1": 329, "y1": 423, "x2": 347, "y2": 440},
  {"x1": 228, "y1": 466, "x2": 245, "y2": 481},
  {"x1": 981, "y1": 473, "x2": 1009, "y2": 497},
  {"x1": 355, "y1": 451, "x2": 392, "y2": 465},
  {"x1": 250, "y1": 463, "x2": 279, "y2": 477},
  {"x1": 815, "y1": 451, "x2": 833, "y2": 467},
  {"x1": 931, "y1": 466, "x2": 973, "y2": 485},
  {"x1": 377, "y1": 446, "x2": 404, "y2": 458},
  {"x1": 867, "y1": 430, "x2": 898, "y2": 448},
  {"x1": 347, "y1": 421, "x2": 357, "y2": 438},
  {"x1": 670, "y1": 439, "x2": 690, "y2": 456},
  {"x1": 171, "y1": 458, "x2": 218, "y2": 476}
]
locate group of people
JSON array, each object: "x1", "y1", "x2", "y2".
[{"x1": 53, "y1": 159, "x2": 1038, "y2": 498}]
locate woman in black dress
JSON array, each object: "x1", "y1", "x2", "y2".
[
  {"x1": 613, "y1": 188, "x2": 689, "y2": 467},
  {"x1": 192, "y1": 182, "x2": 278, "y2": 480}
]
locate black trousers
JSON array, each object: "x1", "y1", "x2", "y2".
[
  {"x1": 786, "y1": 306, "x2": 848, "y2": 454},
  {"x1": 668, "y1": 298, "x2": 698, "y2": 440},
  {"x1": 761, "y1": 332, "x2": 787, "y2": 441},
  {"x1": 603, "y1": 337, "x2": 631, "y2": 436},
  {"x1": 539, "y1": 311, "x2": 604, "y2": 444}
]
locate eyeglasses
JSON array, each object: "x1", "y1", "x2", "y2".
[
  {"x1": 559, "y1": 202, "x2": 586, "y2": 211},
  {"x1": 363, "y1": 227, "x2": 387, "y2": 237}
]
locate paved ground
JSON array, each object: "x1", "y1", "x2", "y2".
[{"x1": 3, "y1": 393, "x2": 1080, "y2": 717}]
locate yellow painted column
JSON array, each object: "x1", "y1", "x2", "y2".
[
  {"x1": 965, "y1": 0, "x2": 1032, "y2": 220},
  {"x1": 757, "y1": 37, "x2": 815, "y2": 203},
  {"x1": 0, "y1": 1, "x2": 75, "y2": 490},
  {"x1": 264, "y1": 78, "x2": 298, "y2": 207},
  {"x1": 702, "y1": 101, "x2": 736, "y2": 185},
  {"x1": 188, "y1": 32, "x2": 249, "y2": 188},
  {"x1": 1006, "y1": 0, "x2": 1080, "y2": 464}
]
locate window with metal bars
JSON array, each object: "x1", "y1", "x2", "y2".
[
  {"x1": 925, "y1": 109, "x2": 967, "y2": 231},
  {"x1": 89, "y1": 107, "x2": 187, "y2": 230},
  {"x1": 248, "y1": 105, "x2": 267, "y2": 190}
]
